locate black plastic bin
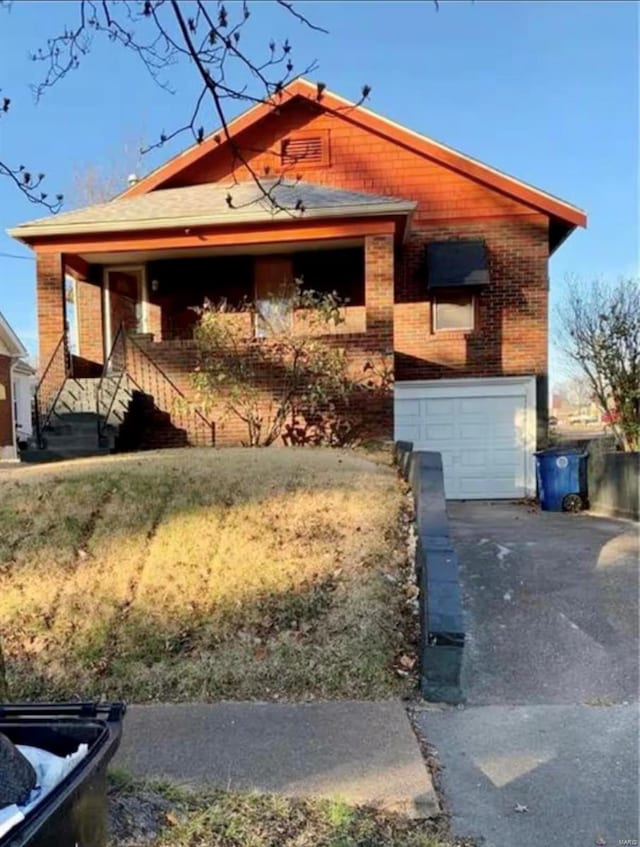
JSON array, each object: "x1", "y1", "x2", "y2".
[{"x1": 0, "y1": 702, "x2": 125, "y2": 847}]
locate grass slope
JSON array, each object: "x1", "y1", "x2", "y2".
[{"x1": 0, "y1": 448, "x2": 416, "y2": 701}]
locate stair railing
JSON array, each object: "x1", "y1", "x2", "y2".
[
  {"x1": 96, "y1": 322, "x2": 128, "y2": 444},
  {"x1": 33, "y1": 332, "x2": 71, "y2": 448},
  {"x1": 125, "y1": 333, "x2": 214, "y2": 447},
  {"x1": 96, "y1": 326, "x2": 214, "y2": 447}
]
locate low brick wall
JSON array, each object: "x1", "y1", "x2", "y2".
[
  {"x1": 135, "y1": 336, "x2": 392, "y2": 447},
  {"x1": 394, "y1": 441, "x2": 465, "y2": 703}
]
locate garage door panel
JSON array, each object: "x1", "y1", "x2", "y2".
[
  {"x1": 458, "y1": 400, "x2": 493, "y2": 420},
  {"x1": 492, "y1": 448, "x2": 523, "y2": 467},
  {"x1": 458, "y1": 422, "x2": 484, "y2": 439},
  {"x1": 394, "y1": 379, "x2": 535, "y2": 500},
  {"x1": 396, "y1": 400, "x2": 421, "y2": 417},
  {"x1": 394, "y1": 421, "x2": 421, "y2": 443},
  {"x1": 423, "y1": 399, "x2": 456, "y2": 418},
  {"x1": 424, "y1": 423, "x2": 456, "y2": 441},
  {"x1": 458, "y1": 452, "x2": 489, "y2": 469}
]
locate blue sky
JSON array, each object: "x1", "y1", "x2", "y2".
[{"x1": 0, "y1": 0, "x2": 637, "y2": 383}]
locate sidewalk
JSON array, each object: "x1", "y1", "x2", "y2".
[{"x1": 114, "y1": 700, "x2": 439, "y2": 818}]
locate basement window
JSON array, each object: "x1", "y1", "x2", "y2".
[
  {"x1": 280, "y1": 131, "x2": 330, "y2": 168},
  {"x1": 433, "y1": 294, "x2": 475, "y2": 332}
]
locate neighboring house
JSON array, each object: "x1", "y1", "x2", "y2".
[
  {"x1": 0, "y1": 311, "x2": 29, "y2": 461},
  {"x1": 13, "y1": 358, "x2": 36, "y2": 445},
  {"x1": 8, "y1": 79, "x2": 586, "y2": 497}
]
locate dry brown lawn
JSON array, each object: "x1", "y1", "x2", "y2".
[
  {"x1": 107, "y1": 774, "x2": 457, "y2": 847},
  {"x1": 0, "y1": 448, "x2": 416, "y2": 702}
]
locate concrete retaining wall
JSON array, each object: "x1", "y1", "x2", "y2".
[{"x1": 394, "y1": 441, "x2": 465, "y2": 703}]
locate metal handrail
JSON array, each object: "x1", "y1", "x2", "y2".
[
  {"x1": 126, "y1": 335, "x2": 211, "y2": 426},
  {"x1": 126, "y1": 333, "x2": 214, "y2": 444},
  {"x1": 96, "y1": 327, "x2": 214, "y2": 447},
  {"x1": 33, "y1": 332, "x2": 70, "y2": 448},
  {"x1": 96, "y1": 323, "x2": 127, "y2": 443}
]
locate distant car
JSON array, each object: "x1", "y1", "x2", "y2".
[
  {"x1": 548, "y1": 415, "x2": 558, "y2": 426},
  {"x1": 602, "y1": 410, "x2": 619, "y2": 424}
]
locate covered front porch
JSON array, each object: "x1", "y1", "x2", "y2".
[
  {"x1": 12, "y1": 180, "x2": 413, "y2": 448},
  {"x1": 75, "y1": 240, "x2": 370, "y2": 364}
]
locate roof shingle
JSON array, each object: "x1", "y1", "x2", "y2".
[{"x1": 9, "y1": 180, "x2": 416, "y2": 239}]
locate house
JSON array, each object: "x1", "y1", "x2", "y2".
[
  {"x1": 13, "y1": 358, "x2": 36, "y2": 446},
  {"x1": 8, "y1": 79, "x2": 586, "y2": 497},
  {"x1": 0, "y1": 311, "x2": 30, "y2": 461}
]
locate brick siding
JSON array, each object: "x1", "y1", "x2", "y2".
[
  {"x1": 129, "y1": 234, "x2": 394, "y2": 447},
  {"x1": 36, "y1": 252, "x2": 68, "y2": 412},
  {"x1": 75, "y1": 274, "x2": 104, "y2": 364},
  {"x1": 165, "y1": 98, "x2": 549, "y2": 386},
  {"x1": 50, "y1": 96, "x2": 552, "y2": 445}
]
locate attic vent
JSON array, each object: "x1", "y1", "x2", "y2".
[{"x1": 280, "y1": 131, "x2": 330, "y2": 168}]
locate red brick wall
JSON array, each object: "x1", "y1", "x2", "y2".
[
  {"x1": 162, "y1": 97, "x2": 549, "y2": 386},
  {"x1": 131, "y1": 241, "x2": 394, "y2": 452},
  {"x1": 37, "y1": 253, "x2": 65, "y2": 368},
  {"x1": 395, "y1": 216, "x2": 548, "y2": 380},
  {"x1": 75, "y1": 275, "x2": 104, "y2": 364},
  {"x1": 36, "y1": 253, "x2": 67, "y2": 409},
  {"x1": 131, "y1": 335, "x2": 391, "y2": 448},
  {"x1": 0, "y1": 354, "x2": 13, "y2": 449}
]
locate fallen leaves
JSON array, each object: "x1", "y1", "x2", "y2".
[{"x1": 394, "y1": 653, "x2": 417, "y2": 677}]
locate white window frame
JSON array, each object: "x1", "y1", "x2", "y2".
[{"x1": 432, "y1": 292, "x2": 475, "y2": 332}]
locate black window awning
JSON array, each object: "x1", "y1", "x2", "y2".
[{"x1": 426, "y1": 240, "x2": 489, "y2": 289}]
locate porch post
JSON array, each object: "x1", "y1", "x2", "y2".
[
  {"x1": 75, "y1": 271, "x2": 105, "y2": 366},
  {"x1": 35, "y1": 252, "x2": 68, "y2": 431},
  {"x1": 36, "y1": 252, "x2": 66, "y2": 372},
  {"x1": 365, "y1": 234, "x2": 394, "y2": 353},
  {"x1": 364, "y1": 234, "x2": 395, "y2": 437}
]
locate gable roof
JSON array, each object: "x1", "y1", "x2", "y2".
[
  {"x1": 0, "y1": 310, "x2": 28, "y2": 358},
  {"x1": 9, "y1": 181, "x2": 416, "y2": 241},
  {"x1": 120, "y1": 78, "x2": 586, "y2": 233}
]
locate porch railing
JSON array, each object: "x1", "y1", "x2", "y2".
[
  {"x1": 96, "y1": 323, "x2": 128, "y2": 445},
  {"x1": 33, "y1": 332, "x2": 71, "y2": 448},
  {"x1": 96, "y1": 324, "x2": 214, "y2": 447}
]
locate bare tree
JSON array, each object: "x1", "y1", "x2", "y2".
[
  {"x1": 69, "y1": 137, "x2": 148, "y2": 206},
  {"x1": 557, "y1": 278, "x2": 640, "y2": 451},
  {"x1": 0, "y1": 0, "x2": 381, "y2": 213},
  {"x1": 565, "y1": 374, "x2": 594, "y2": 415}
]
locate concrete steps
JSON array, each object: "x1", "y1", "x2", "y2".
[
  {"x1": 36, "y1": 411, "x2": 109, "y2": 461},
  {"x1": 28, "y1": 361, "x2": 210, "y2": 462}
]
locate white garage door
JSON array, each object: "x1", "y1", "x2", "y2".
[{"x1": 394, "y1": 377, "x2": 537, "y2": 499}]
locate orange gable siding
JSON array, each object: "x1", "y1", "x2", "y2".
[{"x1": 163, "y1": 98, "x2": 534, "y2": 223}]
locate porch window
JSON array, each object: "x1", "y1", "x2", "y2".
[
  {"x1": 293, "y1": 248, "x2": 364, "y2": 305},
  {"x1": 433, "y1": 294, "x2": 475, "y2": 332},
  {"x1": 255, "y1": 297, "x2": 294, "y2": 338},
  {"x1": 254, "y1": 256, "x2": 295, "y2": 338}
]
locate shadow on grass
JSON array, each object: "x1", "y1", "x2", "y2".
[{"x1": 0, "y1": 452, "x2": 414, "y2": 702}]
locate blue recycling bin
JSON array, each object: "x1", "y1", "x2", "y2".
[{"x1": 534, "y1": 450, "x2": 588, "y2": 512}]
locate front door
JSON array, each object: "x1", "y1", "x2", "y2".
[{"x1": 107, "y1": 268, "x2": 143, "y2": 346}]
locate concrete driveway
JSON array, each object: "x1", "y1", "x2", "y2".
[{"x1": 414, "y1": 502, "x2": 639, "y2": 847}]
